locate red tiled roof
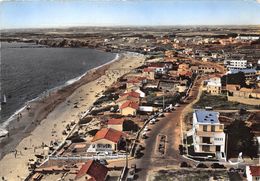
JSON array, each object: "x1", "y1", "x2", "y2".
[
  {"x1": 120, "y1": 91, "x2": 140, "y2": 98},
  {"x1": 107, "y1": 118, "x2": 124, "y2": 125},
  {"x1": 249, "y1": 166, "x2": 260, "y2": 176},
  {"x1": 120, "y1": 101, "x2": 139, "y2": 110},
  {"x1": 127, "y1": 76, "x2": 146, "y2": 83},
  {"x1": 127, "y1": 79, "x2": 140, "y2": 84},
  {"x1": 185, "y1": 71, "x2": 193, "y2": 77},
  {"x1": 75, "y1": 160, "x2": 108, "y2": 181},
  {"x1": 143, "y1": 67, "x2": 155, "y2": 72},
  {"x1": 148, "y1": 63, "x2": 165, "y2": 68},
  {"x1": 91, "y1": 128, "x2": 124, "y2": 143},
  {"x1": 117, "y1": 95, "x2": 139, "y2": 103}
]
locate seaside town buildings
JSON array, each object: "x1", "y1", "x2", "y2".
[
  {"x1": 246, "y1": 165, "x2": 260, "y2": 181},
  {"x1": 206, "y1": 77, "x2": 222, "y2": 95},
  {"x1": 120, "y1": 101, "x2": 139, "y2": 116},
  {"x1": 75, "y1": 160, "x2": 108, "y2": 181},
  {"x1": 187, "y1": 110, "x2": 226, "y2": 161},
  {"x1": 5, "y1": 28, "x2": 260, "y2": 181},
  {"x1": 225, "y1": 59, "x2": 248, "y2": 70},
  {"x1": 107, "y1": 118, "x2": 124, "y2": 131},
  {"x1": 87, "y1": 128, "x2": 125, "y2": 153}
]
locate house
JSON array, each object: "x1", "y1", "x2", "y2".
[
  {"x1": 134, "y1": 88, "x2": 146, "y2": 98},
  {"x1": 120, "y1": 101, "x2": 139, "y2": 116},
  {"x1": 177, "y1": 63, "x2": 191, "y2": 76},
  {"x1": 206, "y1": 77, "x2": 222, "y2": 95},
  {"x1": 126, "y1": 77, "x2": 147, "y2": 89},
  {"x1": 198, "y1": 65, "x2": 216, "y2": 74},
  {"x1": 116, "y1": 91, "x2": 140, "y2": 107},
  {"x1": 139, "y1": 106, "x2": 154, "y2": 112},
  {"x1": 143, "y1": 67, "x2": 155, "y2": 80},
  {"x1": 227, "y1": 68, "x2": 256, "y2": 80},
  {"x1": 188, "y1": 110, "x2": 226, "y2": 161},
  {"x1": 202, "y1": 57, "x2": 212, "y2": 62},
  {"x1": 158, "y1": 80, "x2": 179, "y2": 92},
  {"x1": 87, "y1": 128, "x2": 125, "y2": 153},
  {"x1": 225, "y1": 59, "x2": 248, "y2": 70},
  {"x1": 246, "y1": 165, "x2": 260, "y2": 181},
  {"x1": 190, "y1": 66, "x2": 199, "y2": 73},
  {"x1": 107, "y1": 118, "x2": 124, "y2": 131},
  {"x1": 226, "y1": 84, "x2": 241, "y2": 91},
  {"x1": 177, "y1": 85, "x2": 188, "y2": 93},
  {"x1": 230, "y1": 88, "x2": 260, "y2": 99},
  {"x1": 75, "y1": 160, "x2": 108, "y2": 181}
]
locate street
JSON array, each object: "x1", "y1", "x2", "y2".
[{"x1": 133, "y1": 77, "x2": 204, "y2": 181}]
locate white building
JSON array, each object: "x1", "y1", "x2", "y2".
[
  {"x1": 227, "y1": 68, "x2": 256, "y2": 80},
  {"x1": 190, "y1": 110, "x2": 226, "y2": 161},
  {"x1": 236, "y1": 35, "x2": 259, "y2": 41},
  {"x1": 246, "y1": 165, "x2": 260, "y2": 181},
  {"x1": 206, "y1": 77, "x2": 222, "y2": 95},
  {"x1": 225, "y1": 59, "x2": 248, "y2": 70}
]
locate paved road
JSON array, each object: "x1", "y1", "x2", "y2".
[{"x1": 133, "y1": 77, "x2": 204, "y2": 181}]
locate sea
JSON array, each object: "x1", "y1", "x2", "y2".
[{"x1": 0, "y1": 42, "x2": 116, "y2": 128}]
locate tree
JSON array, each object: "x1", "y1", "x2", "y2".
[
  {"x1": 221, "y1": 72, "x2": 246, "y2": 87},
  {"x1": 226, "y1": 120, "x2": 258, "y2": 159}
]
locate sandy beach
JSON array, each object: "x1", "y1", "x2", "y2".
[{"x1": 0, "y1": 52, "x2": 146, "y2": 180}]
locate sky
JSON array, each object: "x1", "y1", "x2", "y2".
[{"x1": 1, "y1": 0, "x2": 260, "y2": 29}]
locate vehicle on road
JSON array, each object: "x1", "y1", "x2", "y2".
[{"x1": 144, "y1": 126, "x2": 149, "y2": 132}]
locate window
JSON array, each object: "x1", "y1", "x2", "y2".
[
  {"x1": 202, "y1": 137, "x2": 211, "y2": 144},
  {"x1": 219, "y1": 125, "x2": 223, "y2": 130},
  {"x1": 202, "y1": 145, "x2": 210, "y2": 152},
  {"x1": 203, "y1": 125, "x2": 207, "y2": 132},
  {"x1": 216, "y1": 146, "x2": 221, "y2": 152},
  {"x1": 211, "y1": 125, "x2": 215, "y2": 132}
]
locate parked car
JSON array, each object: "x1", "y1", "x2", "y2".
[
  {"x1": 149, "y1": 120, "x2": 155, "y2": 124},
  {"x1": 211, "y1": 163, "x2": 225, "y2": 169},
  {"x1": 196, "y1": 163, "x2": 208, "y2": 168},
  {"x1": 180, "y1": 162, "x2": 190, "y2": 167},
  {"x1": 174, "y1": 103, "x2": 180, "y2": 107},
  {"x1": 144, "y1": 126, "x2": 149, "y2": 131}
]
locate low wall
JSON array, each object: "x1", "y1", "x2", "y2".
[{"x1": 228, "y1": 96, "x2": 260, "y2": 105}]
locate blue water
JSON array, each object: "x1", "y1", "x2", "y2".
[{"x1": 0, "y1": 42, "x2": 116, "y2": 124}]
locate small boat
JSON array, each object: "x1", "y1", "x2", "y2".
[
  {"x1": 1, "y1": 94, "x2": 7, "y2": 105},
  {"x1": 0, "y1": 128, "x2": 8, "y2": 138}
]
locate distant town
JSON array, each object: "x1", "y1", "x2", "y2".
[{"x1": 0, "y1": 26, "x2": 260, "y2": 181}]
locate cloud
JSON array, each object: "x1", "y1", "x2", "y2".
[{"x1": 256, "y1": 0, "x2": 260, "y2": 3}]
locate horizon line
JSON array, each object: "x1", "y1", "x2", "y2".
[{"x1": 1, "y1": 24, "x2": 260, "y2": 31}]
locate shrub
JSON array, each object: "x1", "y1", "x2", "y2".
[
  {"x1": 123, "y1": 120, "x2": 139, "y2": 132},
  {"x1": 87, "y1": 129, "x2": 99, "y2": 137},
  {"x1": 79, "y1": 116, "x2": 92, "y2": 124}
]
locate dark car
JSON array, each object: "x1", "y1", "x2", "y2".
[
  {"x1": 211, "y1": 163, "x2": 226, "y2": 169},
  {"x1": 196, "y1": 163, "x2": 208, "y2": 168}
]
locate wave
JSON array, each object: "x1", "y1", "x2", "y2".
[{"x1": 0, "y1": 53, "x2": 120, "y2": 131}]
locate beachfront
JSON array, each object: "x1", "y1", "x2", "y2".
[{"x1": 0, "y1": 53, "x2": 146, "y2": 180}]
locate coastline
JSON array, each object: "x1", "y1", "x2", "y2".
[
  {"x1": 0, "y1": 52, "x2": 120, "y2": 158},
  {"x1": 0, "y1": 53, "x2": 120, "y2": 130},
  {"x1": 0, "y1": 52, "x2": 146, "y2": 180}
]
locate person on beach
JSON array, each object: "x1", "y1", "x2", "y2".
[{"x1": 14, "y1": 149, "x2": 17, "y2": 158}]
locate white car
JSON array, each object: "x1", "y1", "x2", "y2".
[
  {"x1": 150, "y1": 120, "x2": 155, "y2": 124},
  {"x1": 174, "y1": 103, "x2": 180, "y2": 107}
]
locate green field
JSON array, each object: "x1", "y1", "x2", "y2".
[{"x1": 193, "y1": 92, "x2": 258, "y2": 110}]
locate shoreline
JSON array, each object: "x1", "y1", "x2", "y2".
[
  {"x1": 0, "y1": 52, "x2": 146, "y2": 180},
  {"x1": 0, "y1": 53, "x2": 120, "y2": 130},
  {"x1": 0, "y1": 53, "x2": 120, "y2": 159}
]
